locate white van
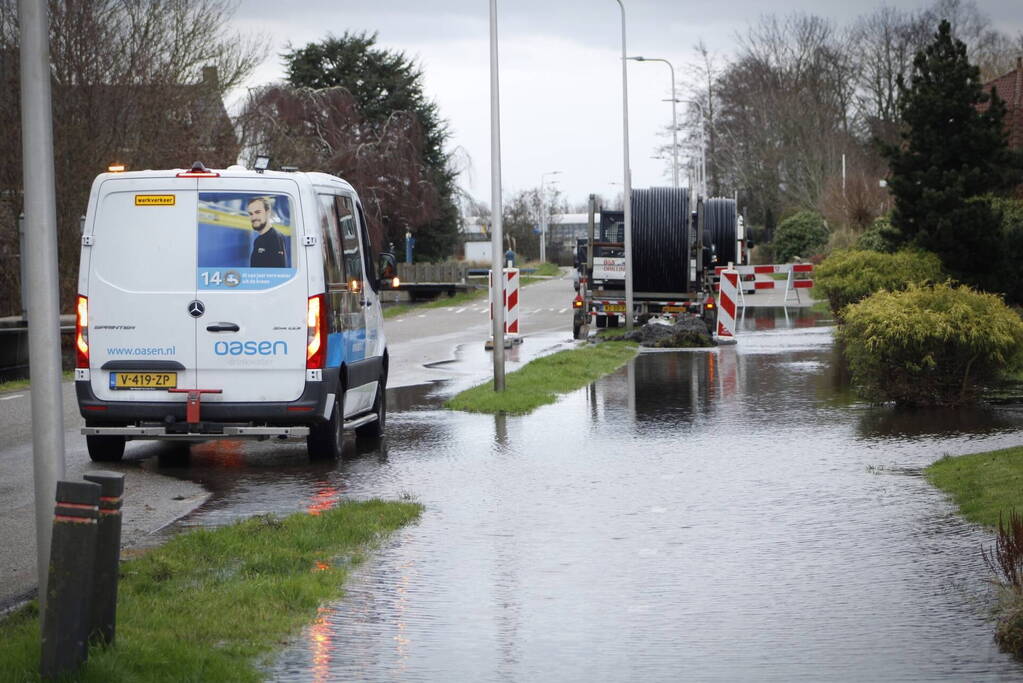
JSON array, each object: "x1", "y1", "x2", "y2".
[{"x1": 75, "y1": 162, "x2": 395, "y2": 461}]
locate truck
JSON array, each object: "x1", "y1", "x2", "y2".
[{"x1": 572, "y1": 187, "x2": 746, "y2": 338}]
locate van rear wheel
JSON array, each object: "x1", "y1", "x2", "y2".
[
  {"x1": 86, "y1": 435, "x2": 125, "y2": 462},
  {"x1": 307, "y1": 392, "x2": 345, "y2": 460},
  {"x1": 355, "y1": 375, "x2": 386, "y2": 439}
]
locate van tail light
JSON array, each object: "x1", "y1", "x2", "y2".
[
  {"x1": 306, "y1": 294, "x2": 327, "y2": 369},
  {"x1": 75, "y1": 295, "x2": 89, "y2": 368},
  {"x1": 573, "y1": 295, "x2": 584, "y2": 309},
  {"x1": 391, "y1": 276, "x2": 400, "y2": 289}
]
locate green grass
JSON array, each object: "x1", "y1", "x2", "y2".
[
  {"x1": 0, "y1": 499, "x2": 422, "y2": 682},
  {"x1": 925, "y1": 447, "x2": 1023, "y2": 528},
  {"x1": 0, "y1": 371, "x2": 75, "y2": 394},
  {"x1": 445, "y1": 340, "x2": 638, "y2": 415}
]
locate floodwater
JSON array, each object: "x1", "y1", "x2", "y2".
[{"x1": 152, "y1": 307, "x2": 1023, "y2": 681}]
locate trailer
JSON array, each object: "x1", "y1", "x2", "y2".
[{"x1": 573, "y1": 188, "x2": 745, "y2": 338}]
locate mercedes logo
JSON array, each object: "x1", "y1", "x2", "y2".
[{"x1": 188, "y1": 300, "x2": 205, "y2": 318}]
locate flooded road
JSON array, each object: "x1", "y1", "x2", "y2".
[{"x1": 152, "y1": 308, "x2": 1023, "y2": 681}]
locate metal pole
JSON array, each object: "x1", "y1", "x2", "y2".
[
  {"x1": 18, "y1": 213, "x2": 27, "y2": 318},
  {"x1": 489, "y1": 0, "x2": 505, "y2": 391},
  {"x1": 539, "y1": 176, "x2": 546, "y2": 263},
  {"x1": 615, "y1": 0, "x2": 633, "y2": 331},
  {"x1": 669, "y1": 67, "x2": 678, "y2": 189},
  {"x1": 19, "y1": 0, "x2": 66, "y2": 616}
]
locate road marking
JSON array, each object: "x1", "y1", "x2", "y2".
[
  {"x1": 559, "y1": 308, "x2": 567, "y2": 313},
  {"x1": 1, "y1": 394, "x2": 23, "y2": 401},
  {"x1": 418, "y1": 314, "x2": 427, "y2": 318},
  {"x1": 455, "y1": 307, "x2": 466, "y2": 313}
]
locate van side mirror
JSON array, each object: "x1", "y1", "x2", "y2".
[{"x1": 379, "y1": 252, "x2": 398, "y2": 288}]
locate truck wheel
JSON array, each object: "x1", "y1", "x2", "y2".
[
  {"x1": 356, "y1": 375, "x2": 386, "y2": 439},
  {"x1": 86, "y1": 435, "x2": 125, "y2": 463},
  {"x1": 307, "y1": 391, "x2": 345, "y2": 460},
  {"x1": 573, "y1": 320, "x2": 582, "y2": 339},
  {"x1": 596, "y1": 314, "x2": 607, "y2": 329}
]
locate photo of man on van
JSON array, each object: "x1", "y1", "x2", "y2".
[{"x1": 247, "y1": 196, "x2": 289, "y2": 268}]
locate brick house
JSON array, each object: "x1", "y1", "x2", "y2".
[{"x1": 980, "y1": 57, "x2": 1023, "y2": 151}]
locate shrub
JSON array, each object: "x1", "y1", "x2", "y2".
[
  {"x1": 772, "y1": 210, "x2": 829, "y2": 263},
  {"x1": 815, "y1": 248, "x2": 944, "y2": 316},
  {"x1": 822, "y1": 224, "x2": 861, "y2": 254},
  {"x1": 857, "y1": 216, "x2": 898, "y2": 252},
  {"x1": 987, "y1": 197, "x2": 1023, "y2": 305},
  {"x1": 838, "y1": 283, "x2": 1023, "y2": 406}
]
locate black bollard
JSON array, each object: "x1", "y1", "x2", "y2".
[
  {"x1": 83, "y1": 471, "x2": 125, "y2": 646},
  {"x1": 40, "y1": 480, "x2": 101, "y2": 680}
]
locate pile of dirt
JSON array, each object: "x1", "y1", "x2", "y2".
[{"x1": 605, "y1": 317, "x2": 715, "y2": 348}]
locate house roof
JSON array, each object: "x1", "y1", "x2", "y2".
[{"x1": 980, "y1": 57, "x2": 1023, "y2": 150}]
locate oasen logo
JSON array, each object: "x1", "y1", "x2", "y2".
[{"x1": 213, "y1": 340, "x2": 289, "y2": 356}]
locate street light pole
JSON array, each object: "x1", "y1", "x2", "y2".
[
  {"x1": 628, "y1": 56, "x2": 678, "y2": 188},
  {"x1": 614, "y1": 0, "x2": 633, "y2": 331},
  {"x1": 489, "y1": 0, "x2": 505, "y2": 391},
  {"x1": 539, "y1": 170, "x2": 561, "y2": 263}
]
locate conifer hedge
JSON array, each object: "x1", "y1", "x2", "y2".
[
  {"x1": 815, "y1": 249, "x2": 944, "y2": 317},
  {"x1": 838, "y1": 283, "x2": 1023, "y2": 406}
]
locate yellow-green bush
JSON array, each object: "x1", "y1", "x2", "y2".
[
  {"x1": 839, "y1": 283, "x2": 1023, "y2": 406},
  {"x1": 815, "y1": 248, "x2": 944, "y2": 317}
]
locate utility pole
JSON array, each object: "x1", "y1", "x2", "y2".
[
  {"x1": 489, "y1": 0, "x2": 505, "y2": 390},
  {"x1": 614, "y1": 0, "x2": 633, "y2": 331},
  {"x1": 19, "y1": 0, "x2": 66, "y2": 615}
]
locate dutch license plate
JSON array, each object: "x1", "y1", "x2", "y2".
[
  {"x1": 662, "y1": 305, "x2": 685, "y2": 313},
  {"x1": 604, "y1": 304, "x2": 626, "y2": 313},
  {"x1": 110, "y1": 372, "x2": 177, "y2": 390}
]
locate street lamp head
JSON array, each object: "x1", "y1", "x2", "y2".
[{"x1": 627, "y1": 56, "x2": 645, "y2": 61}]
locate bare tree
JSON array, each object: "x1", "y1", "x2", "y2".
[
  {"x1": 711, "y1": 13, "x2": 856, "y2": 232},
  {"x1": 0, "y1": 0, "x2": 265, "y2": 315},
  {"x1": 237, "y1": 84, "x2": 443, "y2": 252}
]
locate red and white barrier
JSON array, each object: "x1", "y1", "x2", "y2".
[
  {"x1": 715, "y1": 265, "x2": 738, "y2": 343},
  {"x1": 489, "y1": 268, "x2": 520, "y2": 338},
  {"x1": 714, "y1": 263, "x2": 814, "y2": 301}
]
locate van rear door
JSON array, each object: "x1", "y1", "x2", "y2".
[
  {"x1": 86, "y1": 178, "x2": 198, "y2": 402},
  {"x1": 193, "y1": 178, "x2": 307, "y2": 402}
]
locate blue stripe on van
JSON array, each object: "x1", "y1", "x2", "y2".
[{"x1": 326, "y1": 330, "x2": 367, "y2": 368}]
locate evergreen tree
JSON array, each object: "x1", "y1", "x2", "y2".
[
  {"x1": 283, "y1": 32, "x2": 458, "y2": 261},
  {"x1": 881, "y1": 20, "x2": 1017, "y2": 286}
]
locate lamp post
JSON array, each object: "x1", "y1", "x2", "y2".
[
  {"x1": 627, "y1": 56, "x2": 678, "y2": 188},
  {"x1": 489, "y1": 0, "x2": 505, "y2": 391},
  {"x1": 613, "y1": 0, "x2": 633, "y2": 331},
  {"x1": 539, "y1": 170, "x2": 561, "y2": 263}
]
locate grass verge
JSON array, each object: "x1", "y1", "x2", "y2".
[
  {"x1": 925, "y1": 447, "x2": 1023, "y2": 529},
  {"x1": 926, "y1": 447, "x2": 1023, "y2": 656},
  {"x1": 0, "y1": 370, "x2": 75, "y2": 394},
  {"x1": 445, "y1": 340, "x2": 638, "y2": 415},
  {"x1": 0, "y1": 499, "x2": 422, "y2": 682}
]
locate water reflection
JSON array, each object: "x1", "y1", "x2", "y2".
[{"x1": 157, "y1": 308, "x2": 1023, "y2": 680}]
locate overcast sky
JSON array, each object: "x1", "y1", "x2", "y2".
[{"x1": 230, "y1": 0, "x2": 1023, "y2": 208}]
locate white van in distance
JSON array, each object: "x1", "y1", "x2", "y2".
[{"x1": 75, "y1": 162, "x2": 396, "y2": 461}]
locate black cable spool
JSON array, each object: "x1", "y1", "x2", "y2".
[
  {"x1": 704, "y1": 197, "x2": 737, "y2": 266},
  {"x1": 631, "y1": 187, "x2": 690, "y2": 293}
]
